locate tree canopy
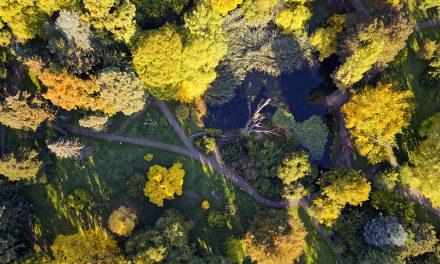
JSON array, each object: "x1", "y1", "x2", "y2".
[{"x1": 342, "y1": 83, "x2": 414, "y2": 164}]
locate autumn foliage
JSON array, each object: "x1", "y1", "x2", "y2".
[{"x1": 144, "y1": 162, "x2": 185, "y2": 207}]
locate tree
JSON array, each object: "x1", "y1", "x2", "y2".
[
  {"x1": 310, "y1": 168, "x2": 371, "y2": 226},
  {"x1": 244, "y1": 209, "x2": 307, "y2": 264},
  {"x1": 333, "y1": 3, "x2": 414, "y2": 88},
  {"x1": 400, "y1": 112, "x2": 440, "y2": 207},
  {"x1": 47, "y1": 138, "x2": 85, "y2": 159},
  {"x1": 79, "y1": 115, "x2": 109, "y2": 131},
  {"x1": 55, "y1": 10, "x2": 92, "y2": 50},
  {"x1": 272, "y1": 108, "x2": 328, "y2": 160},
  {"x1": 207, "y1": 210, "x2": 228, "y2": 228},
  {"x1": 0, "y1": 20, "x2": 10, "y2": 47},
  {"x1": 277, "y1": 150, "x2": 312, "y2": 184},
  {"x1": 371, "y1": 190, "x2": 415, "y2": 224},
  {"x1": 373, "y1": 169, "x2": 399, "y2": 191},
  {"x1": 420, "y1": 0, "x2": 440, "y2": 10},
  {"x1": 0, "y1": 177, "x2": 30, "y2": 263},
  {"x1": 0, "y1": 150, "x2": 42, "y2": 182},
  {"x1": 275, "y1": 3, "x2": 311, "y2": 36},
  {"x1": 211, "y1": 0, "x2": 243, "y2": 15},
  {"x1": 0, "y1": 93, "x2": 55, "y2": 132},
  {"x1": 125, "y1": 209, "x2": 201, "y2": 263},
  {"x1": 403, "y1": 222, "x2": 438, "y2": 258},
  {"x1": 97, "y1": 68, "x2": 148, "y2": 116},
  {"x1": 310, "y1": 14, "x2": 348, "y2": 61},
  {"x1": 178, "y1": 2, "x2": 227, "y2": 102},
  {"x1": 359, "y1": 249, "x2": 405, "y2": 264},
  {"x1": 82, "y1": 0, "x2": 137, "y2": 43},
  {"x1": 34, "y1": 68, "x2": 115, "y2": 114},
  {"x1": 108, "y1": 206, "x2": 137, "y2": 237},
  {"x1": 224, "y1": 236, "x2": 247, "y2": 264},
  {"x1": 242, "y1": 0, "x2": 281, "y2": 26},
  {"x1": 132, "y1": 25, "x2": 183, "y2": 100},
  {"x1": 201, "y1": 200, "x2": 210, "y2": 210},
  {"x1": 417, "y1": 39, "x2": 439, "y2": 60},
  {"x1": 144, "y1": 162, "x2": 185, "y2": 207},
  {"x1": 363, "y1": 216, "x2": 408, "y2": 247},
  {"x1": 134, "y1": 0, "x2": 189, "y2": 17},
  {"x1": 51, "y1": 230, "x2": 124, "y2": 263},
  {"x1": 342, "y1": 83, "x2": 414, "y2": 164}
]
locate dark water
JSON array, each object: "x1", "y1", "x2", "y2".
[{"x1": 204, "y1": 59, "x2": 339, "y2": 168}]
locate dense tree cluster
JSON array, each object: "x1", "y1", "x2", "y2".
[{"x1": 244, "y1": 209, "x2": 307, "y2": 264}]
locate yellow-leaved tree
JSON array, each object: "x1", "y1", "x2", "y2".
[
  {"x1": 342, "y1": 83, "x2": 414, "y2": 165},
  {"x1": 144, "y1": 162, "x2": 185, "y2": 207},
  {"x1": 310, "y1": 14, "x2": 348, "y2": 61},
  {"x1": 275, "y1": 3, "x2": 311, "y2": 36},
  {"x1": 30, "y1": 65, "x2": 115, "y2": 114},
  {"x1": 210, "y1": 0, "x2": 243, "y2": 15},
  {"x1": 310, "y1": 168, "x2": 371, "y2": 226}
]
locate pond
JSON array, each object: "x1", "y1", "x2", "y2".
[{"x1": 204, "y1": 58, "x2": 338, "y2": 168}]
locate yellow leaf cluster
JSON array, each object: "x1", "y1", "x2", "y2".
[
  {"x1": 144, "y1": 163, "x2": 185, "y2": 207},
  {"x1": 35, "y1": 69, "x2": 115, "y2": 114},
  {"x1": 310, "y1": 14, "x2": 348, "y2": 61},
  {"x1": 201, "y1": 200, "x2": 210, "y2": 209},
  {"x1": 210, "y1": 0, "x2": 243, "y2": 15},
  {"x1": 275, "y1": 4, "x2": 311, "y2": 35},
  {"x1": 342, "y1": 83, "x2": 414, "y2": 163}
]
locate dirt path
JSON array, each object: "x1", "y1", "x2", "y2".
[
  {"x1": 326, "y1": 89, "x2": 353, "y2": 167},
  {"x1": 117, "y1": 97, "x2": 152, "y2": 132},
  {"x1": 49, "y1": 119, "x2": 301, "y2": 209},
  {"x1": 415, "y1": 19, "x2": 440, "y2": 30}
]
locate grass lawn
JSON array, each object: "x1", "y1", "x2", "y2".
[
  {"x1": 290, "y1": 207, "x2": 340, "y2": 264},
  {"x1": 26, "y1": 105, "x2": 260, "y2": 255},
  {"x1": 381, "y1": 26, "x2": 440, "y2": 155}
]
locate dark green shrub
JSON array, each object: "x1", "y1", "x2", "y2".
[
  {"x1": 371, "y1": 190, "x2": 415, "y2": 224},
  {"x1": 220, "y1": 142, "x2": 242, "y2": 164},
  {"x1": 207, "y1": 210, "x2": 228, "y2": 228}
]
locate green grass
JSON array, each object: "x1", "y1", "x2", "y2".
[
  {"x1": 27, "y1": 102, "x2": 260, "y2": 253},
  {"x1": 108, "y1": 105, "x2": 184, "y2": 147},
  {"x1": 361, "y1": 0, "x2": 439, "y2": 22},
  {"x1": 381, "y1": 26, "x2": 440, "y2": 155},
  {"x1": 290, "y1": 207, "x2": 340, "y2": 264}
]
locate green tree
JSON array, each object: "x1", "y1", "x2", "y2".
[
  {"x1": 342, "y1": 83, "x2": 414, "y2": 164},
  {"x1": 403, "y1": 222, "x2": 438, "y2": 258},
  {"x1": 207, "y1": 210, "x2": 228, "y2": 228},
  {"x1": 417, "y1": 39, "x2": 439, "y2": 60},
  {"x1": 371, "y1": 190, "x2": 415, "y2": 224},
  {"x1": 125, "y1": 209, "x2": 201, "y2": 263},
  {"x1": 400, "y1": 112, "x2": 440, "y2": 207},
  {"x1": 97, "y1": 68, "x2": 148, "y2": 116},
  {"x1": 333, "y1": 3, "x2": 414, "y2": 88},
  {"x1": 363, "y1": 216, "x2": 408, "y2": 247},
  {"x1": 224, "y1": 236, "x2": 247, "y2": 264},
  {"x1": 0, "y1": 150, "x2": 42, "y2": 182},
  {"x1": 244, "y1": 209, "x2": 307, "y2": 264},
  {"x1": 272, "y1": 108, "x2": 328, "y2": 160},
  {"x1": 242, "y1": 0, "x2": 281, "y2": 26},
  {"x1": 108, "y1": 206, "x2": 137, "y2": 236},
  {"x1": 51, "y1": 230, "x2": 124, "y2": 263},
  {"x1": 0, "y1": 93, "x2": 55, "y2": 132},
  {"x1": 134, "y1": 0, "x2": 189, "y2": 17},
  {"x1": 0, "y1": 178, "x2": 30, "y2": 263},
  {"x1": 310, "y1": 168, "x2": 371, "y2": 226}
]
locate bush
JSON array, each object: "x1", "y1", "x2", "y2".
[
  {"x1": 417, "y1": 39, "x2": 439, "y2": 60},
  {"x1": 108, "y1": 206, "x2": 137, "y2": 237},
  {"x1": 194, "y1": 135, "x2": 216, "y2": 155},
  {"x1": 201, "y1": 200, "x2": 210, "y2": 210},
  {"x1": 224, "y1": 236, "x2": 247, "y2": 264},
  {"x1": 175, "y1": 104, "x2": 190, "y2": 121},
  {"x1": 373, "y1": 170, "x2": 399, "y2": 191},
  {"x1": 66, "y1": 188, "x2": 94, "y2": 214},
  {"x1": 207, "y1": 210, "x2": 228, "y2": 228},
  {"x1": 363, "y1": 216, "x2": 408, "y2": 248},
  {"x1": 126, "y1": 173, "x2": 147, "y2": 199},
  {"x1": 220, "y1": 142, "x2": 242, "y2": 164},
  {"x1": 79, "y1": 115, "x2": 109, "y2": 131}
]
